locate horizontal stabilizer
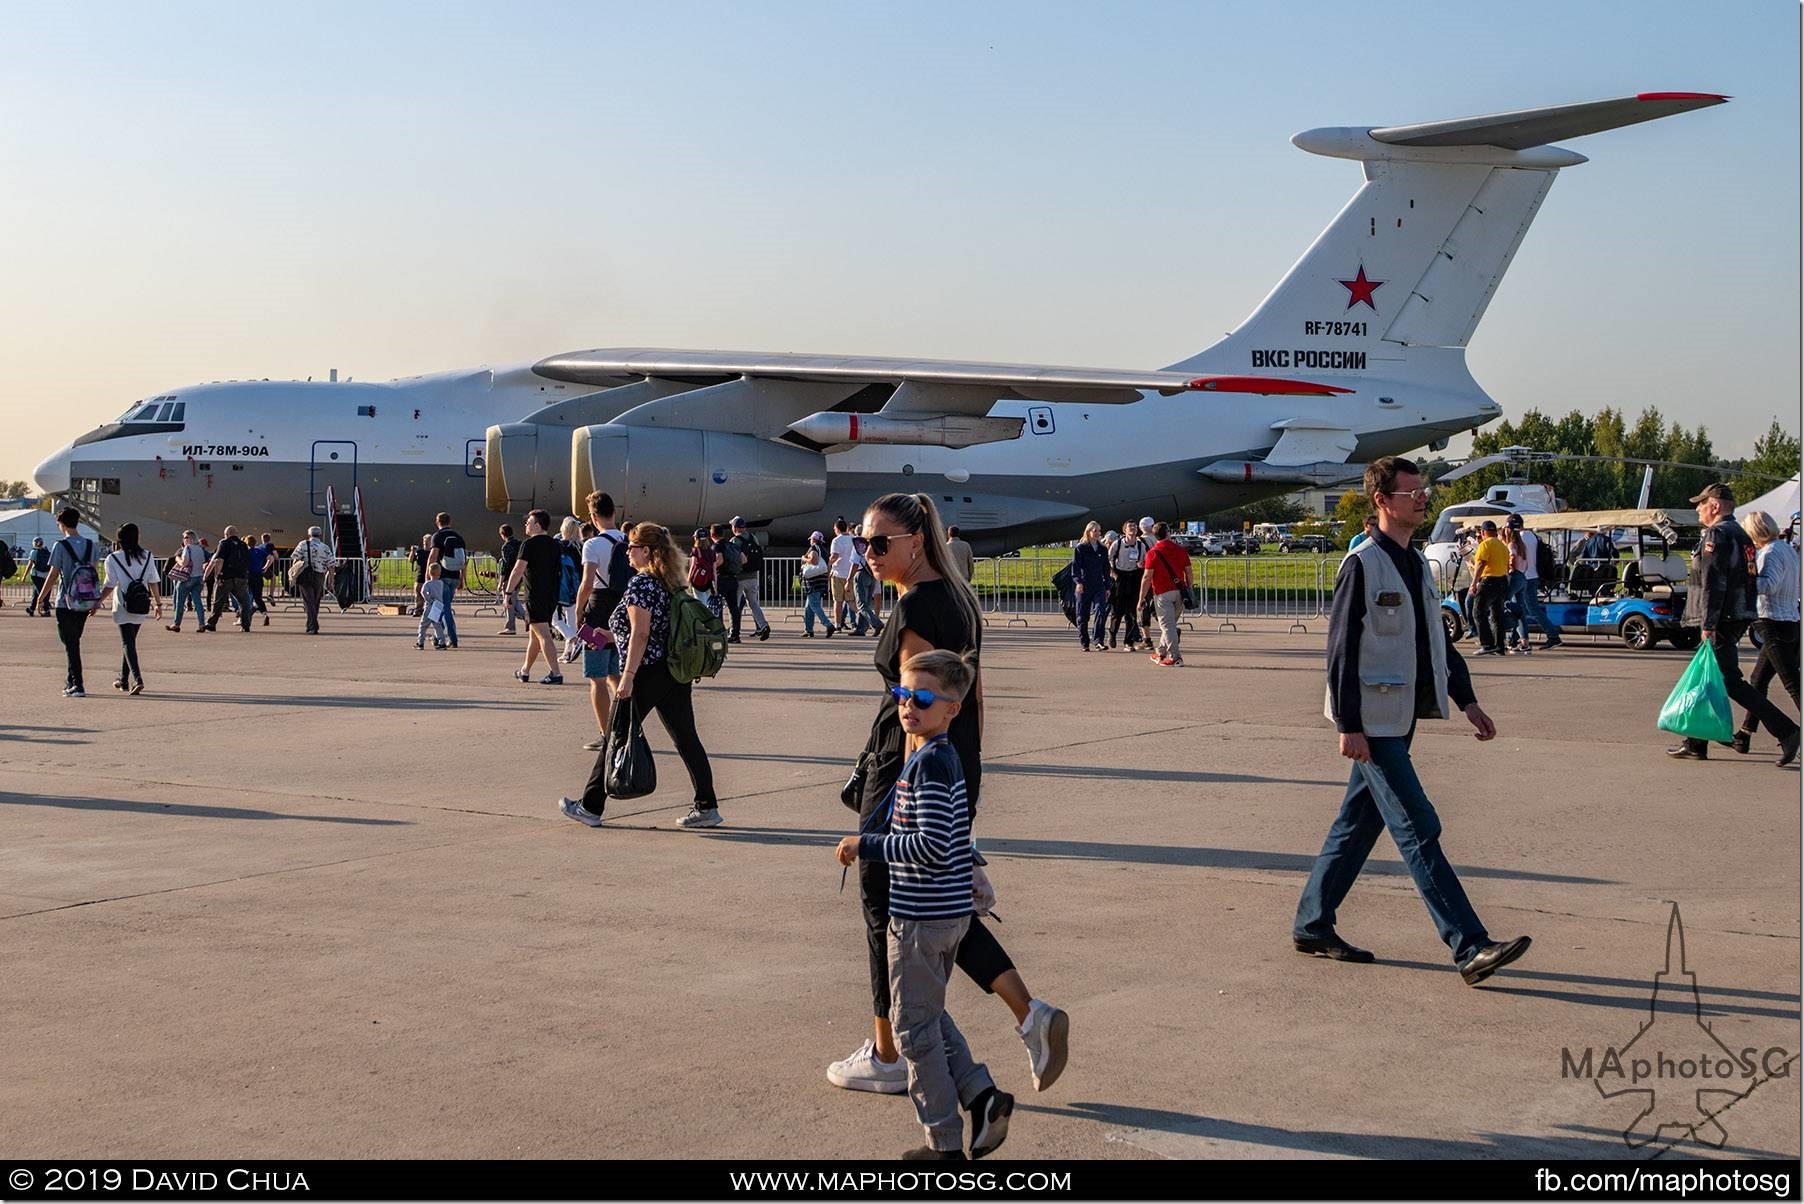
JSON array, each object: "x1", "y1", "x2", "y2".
[{"x1": 1370, "y1": 92, "x2": 1726, "y2": 151}]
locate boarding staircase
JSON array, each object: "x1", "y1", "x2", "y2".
[{"x1": 323, "y1": 484, "x2": 372, "y2": 606}]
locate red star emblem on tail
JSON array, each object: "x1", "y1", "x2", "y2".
[{"x1": 1339, "y1": 266, "x2": 1384, "y2": 311}]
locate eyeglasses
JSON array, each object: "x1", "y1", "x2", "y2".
[
  {"x1": 865, "y1": 531, "x2": 916, "y2": 556},
  {"x1": 1383, "y1": 487, "x2": 1433, "y2": 502},
  {"x1": 888, "y1": 685, "x2": 945, "y2": 708}
]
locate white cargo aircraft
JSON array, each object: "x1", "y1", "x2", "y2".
[{"x1": 33, "y1": 93, "x2": 1725, "y2": 555}]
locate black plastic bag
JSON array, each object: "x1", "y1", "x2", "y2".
[
  {"x1": 1050, "y1": 565, "x2": 1077, "y2": 627},
  {"x1": 605, "y1": 700, "x2": 658, "y2": 800}
]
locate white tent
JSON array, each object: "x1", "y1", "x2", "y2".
[
  {"x1": 0, "y1": 508, "x2": 101, "y2": 554},
  {"x1": 1736, "y1": 473, "x2": 1801, "y2": 524}
]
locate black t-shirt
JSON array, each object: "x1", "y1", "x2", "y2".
[
  {"x1": 520, "y1": 533, "x2": 561, "y2": 606},
  {"x1": 864, "y1": 577, "x2": 982, "y2": 814},
  {"x1": 431, "y1": 528, "x2": 465, "y2": 583},
  {"x1": 213, "y1": 536, "x2": 250, "y2": 578}
]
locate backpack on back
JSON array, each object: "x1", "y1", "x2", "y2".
[
  {"x1": 61, "y1": 537, "x2": 101, "y2": 611},
  {"x1": 121, "y1": 552, "x2": 153, "y2": 615},
  {"x1": 735, "y1": 533, "x2": 765, "y2": 574},
  {"x1": 667, "y1": 589, "x2": 728, "y2": 684},
  {"x1": 438, "y1": 531, "x2": 467, "y2": 574},
  {"x1": 1534, "y1": 534, "x2": 1557, "y2": 582},
  {"x1": 584, "y1": 531, "x2": 633, "y2": 625},
  {"x1": 716, "y1": 539, "x2": 744, "y2": 577},
  {"x1": 557, "y1": 541, "x2": 582, "y2": 607}
]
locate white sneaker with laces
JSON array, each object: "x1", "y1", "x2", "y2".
[
  {"x1": 676, "y1": 807, "x2": 723, "y2": 829},
  {"x1": 826, "y1": 1038, "x2": 907, "y2": 1094},
  {"x1": 1018, "y1": 999, "x2": 1069, "y2": 1091}
]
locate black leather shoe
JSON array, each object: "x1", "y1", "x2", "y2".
[
  {"x1": 1717, "y1": 731, "x2": 1751, "y2": 755},
  {"x1": 1780, "y1": 731, "x2": 1800, "y2": 769},
  {"x1": 1459, "y1": 935, "x2": 1532, "y2": 986},
  {"x1": 1294, "y1": 932, "x2": 1375, "y2": 963},
  {"x1": 1666, "y1": 743, "x2": 1707, "y2": 760}
]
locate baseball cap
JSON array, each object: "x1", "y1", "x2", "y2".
[
  {"x1": 810, "y1": 530, "x2": 824, "y2": 542},
  {"x1": 1689, "y1": 482, "x2": 1734, "y2": 505},
  {"x1": 1480, "y1": 520, "x2": 1498, "y2": 533},
  {"x1": 692, "y1": 527, "x2": 707, "y2": 541},
  {"x1": 730, "y1": 515, "x2": 746, "y2": 528},
  {"x1": 1505, "y1": 513, "x2": 1523, "y2": 528}
]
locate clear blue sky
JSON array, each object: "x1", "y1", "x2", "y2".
[{"x1": 1, "y1": 0, "x2": 1797, "y2": 482}]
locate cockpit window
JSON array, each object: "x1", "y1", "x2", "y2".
[
  {"x1": 170, "y1": 402, "x2": 185, "y2": 421},
  {"x1": 1429, "y1": 506, "x2": 1509, "y2": 544},
  {"x1": 156, "y1": 402, "x2": 174, "y2": 422},
  {"x1": 130, "y1": 404, "x2": 160, "y2": 422}
]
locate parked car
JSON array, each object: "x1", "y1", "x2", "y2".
[{"x1": 1281, "y1": 534, "x2": 1330, "y2": 554}]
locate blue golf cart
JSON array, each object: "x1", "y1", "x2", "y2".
[{"x1": 1438, "y1": 508, "x2": 1702, "y2": 652}]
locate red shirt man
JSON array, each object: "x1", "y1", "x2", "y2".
[
  {"x1": 1138, "y1": 522, "x2": 1193, "y2": 667},
  {"x1": 1142, "y1": 532, "x2": 1192, "y2": 598}
]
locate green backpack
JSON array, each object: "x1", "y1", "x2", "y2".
[{"x1": 667, "y1": 588, "x2": 728, "y2": 684}]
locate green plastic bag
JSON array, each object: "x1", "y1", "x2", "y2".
[{"x1": 1657, "y1": 644, "x2": 1735, "y2": 743}]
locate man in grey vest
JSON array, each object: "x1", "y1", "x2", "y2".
[{"x1": 1293, "y1": 456, "x2": 1532, "y2": 987}]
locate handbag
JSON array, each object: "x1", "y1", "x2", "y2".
[
  {"x1": 604, "y1": 699, "x2": 658, "y2": 800},
  {"x1": 840, "y1": 751, "x2": 869, "y2": 812}
]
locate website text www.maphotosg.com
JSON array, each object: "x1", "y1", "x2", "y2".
[
  {"x1": 1533, "y1": 1167, "x2": 1792, "y2": 1198},
  {"x1": 727, "y1": 1169, "x2": 1073, "y2": 1195}
]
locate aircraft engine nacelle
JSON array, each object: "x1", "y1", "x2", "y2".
[
  {"x1": 486, "y1": 422, "x2": 573, "y2": 515},
  {"x1": 572, "y1": 424, "x2": 827, "y2": 528}
]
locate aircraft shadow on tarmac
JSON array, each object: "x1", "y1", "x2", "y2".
[
  {"x1": 1368, "y1": 961, "x2": 1799, "y2": 1023},
  {"x1": 0, "y1": 724, "x2": 96, "y2": 746},
  {"x1": 1010, "y1": 1102, "x2": 1794, "y2": 1160},
  {"x1": 0, "y1": 791, "x2": 413, "y2": 827},
  {"x1": 709, "y1": 750, "x2": 1343, "y2": 789},
  {"x1": 693, "y1": 826, "x2": 1609, "y2": 885},
  {"x1": 130, "y1": 693, "x2": 557, "y2": 712}
]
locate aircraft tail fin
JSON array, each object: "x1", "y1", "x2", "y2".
[{"x1": 1170, "y1": 94, "x2": 1727, "y2": 379}]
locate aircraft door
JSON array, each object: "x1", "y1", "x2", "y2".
[{"x1": 310, "y1": 440, "x2": 357, "y2": 517}]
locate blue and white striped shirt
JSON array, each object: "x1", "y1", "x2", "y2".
[
  {"x1": 1755, "y1": 539, "x2": 1801, "y2": 622},
  {"x1": 860, "y1": 738, "x2": 972, "y2": 921}
]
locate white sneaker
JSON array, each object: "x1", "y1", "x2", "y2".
[
  {"x1": 826, "y1": 1038, "x2": 907, "y2": 1094},
  {"x1": 1019, "y1": 999, "x2": 1069, "y2": 1092},
  {"x1": 676, "y1": 807, "x2": 723, "y2": 829}
]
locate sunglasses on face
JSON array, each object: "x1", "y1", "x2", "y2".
[
  {"x1": 889, "y1": 685, "x2": 946, "y2": 708},
  {"x1": 864, "y1": 531, "x2": 916, "y2": 556},
  {"x1": 1384, "y1": 487, "x2": 1433, "y2": 502}
]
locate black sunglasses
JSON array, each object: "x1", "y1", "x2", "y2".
[{"x1": 865, "y1": 531, "x2": 916, "y2": 556}]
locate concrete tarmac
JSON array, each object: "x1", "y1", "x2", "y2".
[{"x1": 1, "y1": 604, "x2": 1798, "y2": 1160}]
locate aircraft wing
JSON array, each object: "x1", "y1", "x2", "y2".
[{"x1": 533, "y1": 348, "x2": 1351, "y2": 407}]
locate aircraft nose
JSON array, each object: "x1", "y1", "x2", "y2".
[{"x1": 33, "y1": 445, "x2": 72, "y2": 495}]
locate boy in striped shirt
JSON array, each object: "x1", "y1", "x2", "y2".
[{"x1": 837, "y1": 650, "x2": 1013, "y2": 1161}]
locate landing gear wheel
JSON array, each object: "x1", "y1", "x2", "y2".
[{"x1": 1620, "y1": 614, "x2": 1655, "y2": 651}]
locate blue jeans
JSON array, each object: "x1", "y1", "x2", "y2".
[
  {"x1": 440, "y1": 582, "x2": 459, "y2": 645},
  {"x1": 1504, "y1": 571, "x2": 1529, "y2": 644},
  {"x1": 172, "y1": 577, "x2": 206, "y2": 628},
  {"x1": 1517, "y1": 574, "x2": 1553, "y2": 639},
  {"x1": 803, "y1": 588, "x2": 834, "y2": 633},
  {"x1": 1076, "y1": 583, "x2": 1109, "y2": 647},
  {"x1": 853, "y1": 570, "x2": 883, "y2": 634},
  {"x1": 1293, "y1": 729, "x2": 1490, "y2": 965}
]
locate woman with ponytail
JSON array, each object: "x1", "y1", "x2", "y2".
[
  {"x1": 97, "y1": 522, "x2": 161, "y2": 695},
  {"x1": 827, "y1": 492, "x2": 1070, "y2": 1100}
]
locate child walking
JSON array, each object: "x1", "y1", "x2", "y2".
[
  {"x1": 417, "y1": 563, "x2": 450, "y2": 649},
  {"x1": 836, "y1": 649, "x2": 1013, "y2": 1161}
]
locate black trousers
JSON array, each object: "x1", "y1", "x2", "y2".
[
  {"x1": 1686, "y1": 619, "x2": 1800, "y2": 750},
  {"x1": 717, "y1": 575, "x2": 742, "y2": 638},
  {"x1": 857, "y1": 748, "x2": 1010, "y2": 1019},
  {"x1": 1474, "y1": 577, "x2": 1509, "y2": 651},
  {"x1": 1110, "y1": 570, "x2": 1144, "y2": 644},
  {"x1": 1736, "y1": 619, "x2": 1802, "y2": 737},
  {"x1": 249, "y1": 574, "x2": 267, "y2": 614},
  {"x1": 580, "y1": 660, "x2": 716, "y2": 815},
  {"x1": 56, "y1": 607, "x2": 90, "y2": 689},
  {"x1": 209, "y1": 577, "x2": 253, "y2": 630},
  {"x1": 118, "y1": 621, "x2": 143, "y2": 685}
]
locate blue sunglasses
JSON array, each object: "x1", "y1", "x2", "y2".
[{"x1": 888, "y1": 685, "x2": 946, "y2": 708}]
